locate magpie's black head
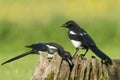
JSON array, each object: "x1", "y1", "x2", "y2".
[
  {"x1": 25, "y1": 43, "x2": 48, "y2": 52},
  {"x1": 63, "y1": 51, "x2": 72, "y2": 60},
  {"x1": 63, "y1": 51, "x2": 74, "y2": 69},
  {"x1": 61, "y1": 20, "x2": 78, "y2": 29}
]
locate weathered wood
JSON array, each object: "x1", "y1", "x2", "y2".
[{"x1": 31, "y1": 52, "x2": 120, "y2": 80}]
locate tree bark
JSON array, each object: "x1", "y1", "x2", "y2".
[{"x1": 31, "y1": 52, "x2": 120, "y2": 80}]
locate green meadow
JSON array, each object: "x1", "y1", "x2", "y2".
[{"x1": 0, "y1": 0, "x2": 120, "y2": 80}]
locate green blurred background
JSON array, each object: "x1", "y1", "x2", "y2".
[{"x1": 0, "y1": 0, "x2": 120, "y2": 80}]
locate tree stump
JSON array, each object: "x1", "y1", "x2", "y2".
[{"x1": 31, "y1": 52, "x2": 120, "y2": 80}]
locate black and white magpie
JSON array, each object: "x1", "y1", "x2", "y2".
[
  {"x1": 46, "y1": 42, "x2": 74, "y2": 68},
  {"x1": 1, "y1": 43, "x2": 48, "y2": 65},
  {"x1": 61, "y1": 20, "x2": 112, "y2": 65},
  {"x1": 1, "y1": 42, "x2": 74, "y2": 68}
]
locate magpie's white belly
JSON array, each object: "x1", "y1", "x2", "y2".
[
  {"x1": 71, "y1": 40, "x2": 82, "y2": 48},
  {"x1": 38, "y1": 51, "x2": 43, "y2": 54},
  {"x1": 38, "y1": 51, "x2": 53, "y2": 58},
  {"x1": 48, "y1": 54, "x2": 54, "y2": 58}
]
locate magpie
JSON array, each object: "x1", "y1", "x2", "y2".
[
  {"x1": 61, "y1": 20, "x2": 112, "y2": 65},
  {"x1": 46, "y1": 42, "x2": 74, "y2": 68},
  {"x1": 1, "y1": 43, "x2": 48, "y2": 65},
  {"x1": 1, "y1": 42, "x2": 74, "y2": 68}
]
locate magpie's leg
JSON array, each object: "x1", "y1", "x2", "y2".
[
  {"x1": 79, "y1": 48, "x2": 89, "y2": 58},
  {"x1": 73, "y1": 48, "x2": 79, "y2": 57}
]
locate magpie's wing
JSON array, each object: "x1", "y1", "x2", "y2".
[
  {"x1": 46, "y1": 42, "x2": 64, "y2": 55},
  {"x1": 25, "y1": 43, "x2": 48, "y2": 52},
  {"x1": 46, "y1": 42, "x2": 64, "y2": 50},
  {"x1": 1, "y1": 50, "x2": 33, "y2": 65},
  {"x1": 25, "y1": 43, "x2": 46, "y2": 49},
  {"x1": 78, "y1": 32, "x2": 96, "y2": 46}
]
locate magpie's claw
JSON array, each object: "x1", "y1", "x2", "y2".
[{"x1": 79, "y1": 54, "x2": 85, "y2": 59}]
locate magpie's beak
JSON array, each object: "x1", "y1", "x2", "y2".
[
  {"x1": 60, "y1": 23, "x2": 68, "y2": 27},
  {"x1": 25, "y1": 45, "x2": 31, "y2": 48}
]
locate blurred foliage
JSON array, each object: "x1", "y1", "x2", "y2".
[
  {"x1": 0, "y1": 0, "x2": 120, "y2": 80},
  {"x1": 0, "y1": 18, "x2": 119, "y2": 54}
]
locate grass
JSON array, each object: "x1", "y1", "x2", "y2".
[
  {"x1": 0, "y1": 54, "x2": 38, "y2": 80},
  {"x1": 0, "y1": 0, "x2": 120, "y2": 80}
]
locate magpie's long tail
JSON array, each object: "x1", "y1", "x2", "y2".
[
  {"x1": 89, "y1": 46, "x2": 112, "y2": 65},
  {"x1": 1, "y1": 50, "x2": 34, "y2": 65}
]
